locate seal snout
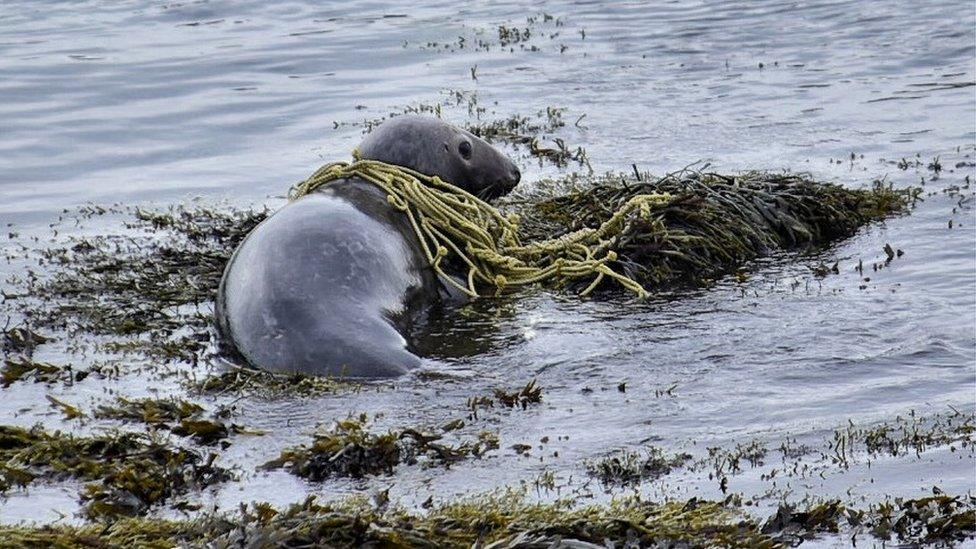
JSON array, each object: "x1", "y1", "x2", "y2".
[{"x1": 496, "y1": 165, "x2": 521, "y2": 193}]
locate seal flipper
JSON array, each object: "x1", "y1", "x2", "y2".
[{"x1": 243, "y1": 296, "x2": 419, "y2": 377}]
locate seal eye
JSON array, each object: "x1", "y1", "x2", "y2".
[{"x1": 458, "y1": 140, "x2": 472, "y2": 160}]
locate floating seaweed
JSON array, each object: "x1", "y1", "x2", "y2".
[
  {"x1": 705, "y1": 439, "x2": 770, "y2": 477},
  {"x1": 466, "y1": 379, "x2": 544, "y2": 419},
  {"x1": 261, "y1": 380, "x2": 542, "y2": 481},
  {"x1": 18, "y1": 204, "x2": 268, "y2": 363},
  {"x1": 45, "y1": 395, "x2": 87, "y2": 421},
  {"x1": 765, "y1": 494, "x2": 976, "y2": 546},
  {"x1": 826, "y1": 410, "x2": 974, "y2": 468},
  {"x1": 1, "y1": 356, "x2": 70, "y2": 387},
  {"x1": 0, "y1": 424, "x2": 232, "y2": 519},
  {"x1": 1, "y1": 325, "x2": 50, "y2": 357},
  {"x1": 262, "y1": 414, "x2": 500, "y2": 481},
  {"x1": 1, "y1": 491, "x2": 970, "y2": 547},
  {"x1": 492, "y1": 379, "x2": 543, "y2": 409},
  {"x1": 857, "y1": 493, "x2": 976, "y2": 545},
  {"x1": 506, "y1": 168, "x2": 917, "y2": 291},
  {"x1": 586, "y1": 446, "x2": 692, "y2": 486},
  {"x1": 94, "y1": 396, "x2": 258, "y2": 445},
  {"x1": 762, "y1": 500, "x2": 847, "y2": 543},
  {"x1": 192, "y1": 365, "x2": 359, "y2": 397},
  {"x1": 466, "y1": 108, "x2": 591, "y2": 168},
  {"x1": 261, "y1": 415, "x2": 402, "y2": 480},
  {"x1": 94, "y1": 396, "x2": 205, "y2": 425}
]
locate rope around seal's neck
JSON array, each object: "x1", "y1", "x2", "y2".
[{"x1": 289, "y1": 153, "x2": 672, "y2": 299}]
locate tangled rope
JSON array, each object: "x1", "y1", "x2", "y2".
[{"x1": 289, "y1": 156, "x2": 672, "y2": 299}]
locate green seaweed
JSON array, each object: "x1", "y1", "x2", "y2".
[
  {"x1": 859, "y1": 494, "x2": 976, "y2": 545},
  {"x1": 762, "y1": 500, "x2": 847, "y2": 542},
  {"x1": 492, "y1": 379, "x2": 543, "y2": 409},
  {"x1": 466, "y1": 108, "x2": 591, "y2": 169},
  {"x1": 0, "y1": 494, "x2": 768, "y2": 548},
  {"x1": 765, "y1": 494, "x2": 976, "y2": 546},
  {"x1": 261, "y1": 380, "x2": 542, "y2": 481},
  {"x1": 46, "y1": 395, "x2": 87, "y2": 421},
  {"x1": 706, "y1": 440, "x2": 770, "y2": 477}
]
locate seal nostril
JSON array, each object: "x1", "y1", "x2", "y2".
[{"x1": 511, "y1": 167, "x2": 521, "y2": 184}]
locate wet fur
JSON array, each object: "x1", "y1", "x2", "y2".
[{"x1": 216, "y1": 116, "x2": 520, "y2": 378}]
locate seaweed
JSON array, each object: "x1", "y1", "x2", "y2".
[
  {"x1": 506, "y1": 169, "x2": 917, "y2": 291},
  {"x1": 94, "y1": 396, "x2": 204, "y2": 425},
  {"x1": 2, "y1": 356, "x2": 70, "y2": 387},
  {"x1": 858, "y1": 494, "x2": 976, "y2": 545},
  {"x1": 762, "y1": 500, "x2": 847, "y2": 543},
  {"x1": 94, "y1": 396, "x2": 257, "y2": 445},
  {"x1": 827, "y1": 410, "x2": 975, "y2": 468},
  {"x1": 261, "y1": 415, "x2": 402, "y2": 480},
  {"x1": 586, "y1": 446, "x2": 692, "y2": 486},
  {"x1": 0, "y1": 494, "x2": 770, "y2": 547},
  {"x1": 492, "y1": 379, "x2": 543, "y2": 409},
  {"x1": 705, "y1": 440, "x2": 770, "y2": 477},
  {"x1": 467, "y1": 379, "x2": 544, "y2": 419},
  {"x1": 46, "y1": 395, "x2": 87, "y2": 421},
  {"x1": 6, "y1": 491, "x2": 970, "y2": 547},
  {"x1": 260, "y1": 380, "x2": 542, "y2": 481},
  {"x1": 0, "y1": 487, "x2": 972, "y2": 547},
  {"x1": 262, "y1": 414, "x2": 500, "y2": 481},
  {"x1": 764, "y1": 494, "x2": 976, "y2": 546},
  {"x1": 191, "y1": 366, "x2": 358, "y2": 397},
  {"x1": 1, "y1": 325, "x2": 50, "y2": 357},
  {"x1": 465, "y1": 108, "x2": 591, "y2": 169},
  {"x1": 410, "y1": 13, "x2": 577, "y2": 58},
  {"x1": 15, "y1": 204, "x2": 268, "y2": 363},
  {"x1": 0, "y1": 424, "x2": 232, "y2": 519}
]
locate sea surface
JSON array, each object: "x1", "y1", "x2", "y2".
[{"x1": 1, "y1": 0, "x2": 974, "y2": 540}]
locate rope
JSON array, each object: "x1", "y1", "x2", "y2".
[{"x1": 289, "y1": 155, "x2": 672, "y2": 299}]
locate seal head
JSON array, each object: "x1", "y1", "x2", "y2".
[{"x1": 357, "y1": 116, "x2": 521, "y2": 200}]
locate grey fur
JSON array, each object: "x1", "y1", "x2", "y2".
[{"x1": 216, "y1": 116, "x2": 520, "y2": 378}]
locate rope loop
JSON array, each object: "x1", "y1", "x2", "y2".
[{"x1": 290, "y1": 158, "x2": 672, "y2": 298}]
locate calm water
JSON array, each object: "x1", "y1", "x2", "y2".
[{"x1": 1, "y1": 0, "x2": 974, "y2": 532}]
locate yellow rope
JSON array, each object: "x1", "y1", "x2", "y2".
[{"x1": 289, "y1": 156, "x2": 672, "y2": 299}]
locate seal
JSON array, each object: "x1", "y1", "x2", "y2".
[{"x1": 215, "y1": 116, "x2": 521, "y2": 378}]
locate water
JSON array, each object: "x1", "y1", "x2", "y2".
[{"x1": 1, "y1": 0, "x2": 974, "y2": 535}]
